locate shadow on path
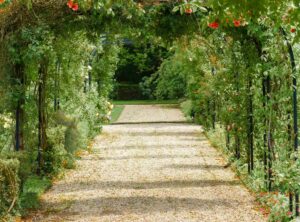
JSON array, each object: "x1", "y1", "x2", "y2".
[
  {"x1": 52, "y1": 179, "x2": 240, "y2": 192},
  {"x1": 164, "y1": 164, "x2": 226, "y2": 170},
  {"x1": 51, "y1": 196, "x2": 239, "y2": 216},
  {"x1": 97, "y1": 154, "x2": 200, "y2": 160}
]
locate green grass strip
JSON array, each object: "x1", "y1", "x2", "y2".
[{"x1": 110, "y1": 105, "x2": 125, "y2": 123}]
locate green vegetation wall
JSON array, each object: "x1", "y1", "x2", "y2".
[{"x1": 1, "y1": 0, "x2": 300, "y2": 221}]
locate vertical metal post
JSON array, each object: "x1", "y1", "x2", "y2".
[
  {"x1": 54, "y1": 60, "x2": 59, "y2": 111},
  {"x1": 88, "y1": 71, "x2": 92, "y2": 89},
  {"x1": 15, "y1": 105, "x2": 20, "y2": 151},
  {"x1": 211, "y1": 67, "x2": 216, "y2": 130},
  {"x1": 37, "y1": 77, "x2": 42, "y2": 175},
  {"x1": 234, "y1": 72, "x2": 240, "y2": 159},
  {"x1": 288, "y1": 40, "x2": 299, "y2": 218},
  {"x1": 282, "y1": 27, "x2": 299, "y2": 216},
  {"x1": 206, "y1": 100, "x2": 210, "y2": 128},
  {"x1": 262, "y1": 78, "x2": 268, "y2": 189},
  {"x1": 14, "y1": 63, "x2": 25, "y2": 151},
  {"x1": 226, "y1": 126, "x2": 230, "y2": 149},
  {"x1": 265, "y1": 75, "x2": 272, "y2": 191},
  {"x1": 247, "y1": 75, "x2": 254, "y2": 172}
]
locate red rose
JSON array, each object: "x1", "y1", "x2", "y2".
[
  {"x1": 233, "y1": 20, "x2": 241, "y2": 27},
  {"x1": 291, "y1": 28, "x2": 296, "y2": 33},
  {"x1": 185, "y1": 8, "x2": 193, "y2": 14},
  {"x1": 67, "y1": 0, "x2": 73, "y2": 8},
  {"x1": 72, "y1": 3, "x2": 79, "y2": 11},
  {"x1": 208, "y1": 21, "x2": 219, "y2": 29}
]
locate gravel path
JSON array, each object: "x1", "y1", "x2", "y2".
[
  {"x1": 31, "y1": 105, "x2": 266, "y2": 222},
  {"x1": 116, "y1": 105, "x2": 186, "y2": 123}
]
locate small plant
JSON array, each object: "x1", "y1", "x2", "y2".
[{"x1": 20, "y1": 176, "x2": 51, "y2": 212}]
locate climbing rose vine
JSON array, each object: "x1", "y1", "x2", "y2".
[
  {"x1": 67, "y1": 0, "x2": 79, "y2": 11},
  {"x1": 185, "y1": 8, "x2": 193, "y2": 14},
  {"x1": 208, "y1": 21, "x2": 219, "y2": 29},
  {"x1": 233, "y1": 19, "x2": 241, "y2": 27}
]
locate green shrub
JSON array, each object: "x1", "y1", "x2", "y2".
[
  {"x1": 139, "y1": 75, "x2": 158, "y2": 99},
  {"x1": 0, "y1": 159, "x2": 19, "y2": 218},
  {"x1": 65, "y1": 123, "x2": 81, "y2": 154},
  {"x1": 63, "y1": 153, "x2": 76, "y2": 169},
  {"x1": 114, "y1": 83, "x2": 146, "y2": 100},
  {"x1": 54, "y1": 111, "x2": 82, "y2": 154},
  {"x1": 42, "y1": 144, "x2": 65, "y2": 176},
  {"x1": 140, "y1": 58, "x2": 187, "y2": 100},
  {"x1": 180, "y1": 100, "x2": 193, "y2": 120},
  {"x1": 0, "y1": 151, "x2": 33, "y2": 185},
  {"x1": 20, "y1": 176, "x2": 51, "y2": 211}
]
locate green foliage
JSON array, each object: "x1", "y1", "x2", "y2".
[
  {"x1": 54, "y1": 111, "x2": 81, "y2": 154},
  {"x1": 180, "y1": 100, "x2": 193, "y2": 121},
  {"x1": 0, "y1": 20, "x2": 120, "y2": 218},
  {"x1": 154, "y1": 58, "x2": 187, "y2": 99},
  {"x1": 115, "y1": 42, "x2": 167, "y2": 84},
  {"x1": 20, "y1": 176, "x2": 51, "y2": 211},
  {"x1": 0, "y1": 152, "x2": 33, "y2": 185},
  {"x1": 173, "y1": 24, "x2": 300, "y2": 221},
  {"x1": 257, "y1": 193, "x2": 292, "y2": 222},
  {"x1": 115, "y1": 83, "x2": 145, "y2": 100},
  {"x1": 0, "y1": 159, "x2": 19, "y2": 218},
  {"x1": 140, "y1": 58, "x2": 187, "y2": 100},
  {"x1": 206, "y1": 125, "x2": 299, "y2": 221},
  {"x1": 0, "y1": 1, "x2": 300, "y2": 221}
]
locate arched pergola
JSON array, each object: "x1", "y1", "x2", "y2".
[{"x1": 0, "y1": 0, "x2": 299, "y2": 220}]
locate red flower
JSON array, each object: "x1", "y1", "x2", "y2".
[
  {"x1": 72, "y1": 3, "x2": 79, "y2": 11},
  {"x1": 208, "y1": 21, "x2": 219, "y2": 29},
  {"x1": 291, "y1": 28, "x2": 296, "y2": 33},
  {"x1": 67, "y1": 0, "x2": 79, "y2": 11},
  {"x1": 185, "y1": 8, "x2": 193, "y2": 14},
  {"x1": 233, "y1": 19, "x2": 241, "y2": 27},
  {"x1": 67, "y1": 0, "x2": 73, "y2": 8}
]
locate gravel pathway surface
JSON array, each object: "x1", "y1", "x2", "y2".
[
  {"x1": 116, "y1": 105, "x2": 186, "y2": 123},
  {"x1": 31, "y1": 105, "x2": 266, "y2": 222}
]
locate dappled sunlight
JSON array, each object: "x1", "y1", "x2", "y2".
[{"x1": 33, "y1": 105, "x2": 265, "y2": 222}]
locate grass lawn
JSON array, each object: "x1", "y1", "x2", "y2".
[
  {"x1": 110, "y1": 105, "x2": 125, "y2": 123},
  {"x1": 112, "y1": 100, "x2": 179, "y2": 105}
]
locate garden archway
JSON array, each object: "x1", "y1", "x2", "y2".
[{"x1": 0, "y1": 0, "x2": 300, "y2": 220}]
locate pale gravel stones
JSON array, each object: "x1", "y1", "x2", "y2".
[
  {"x1": 116, "y1": 105, "x2": 186, "y2": 123},
  {"x1": 32, "y1": 105, "x2": 266, "y2": 222}
]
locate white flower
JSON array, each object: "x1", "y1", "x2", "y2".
[
  {"x1": 1, "y1": 114, "x2": 12, "y2": 129},
  {"x1": 3, "y1": 122, "x2": 10, "y2": 129}
]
